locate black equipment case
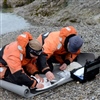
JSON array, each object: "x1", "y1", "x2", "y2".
[{"x1": 71, "y1": 53, "x2": 100, "y2": 83}]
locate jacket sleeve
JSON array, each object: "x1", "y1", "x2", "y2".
[
  {"x1": 12, "y1": 70, "x2": 37, "y2": 88},
  {"x1": 37, "y1": 35, "x2": 58, "y2": 73},
  {"x1": 37, "y1": 53, "x2": 51, "y2": 74},
  {"x1": 25, "y1": 59, "x2": 39, "y2": 75},
  {"x1": 64, "y1": 50, "x2": 81, "y2": 65}
]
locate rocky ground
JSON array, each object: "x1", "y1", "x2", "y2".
[{"x1": 0, "y1": 0, "x2": 100, "y2": 100}]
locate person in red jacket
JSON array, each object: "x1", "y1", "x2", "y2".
[
  {"x1": 0, "y1": 32, "x2": 53, "y2": 89},
  {"x1": 37, "y1": 26, "x2": 83, "y2": 78}
]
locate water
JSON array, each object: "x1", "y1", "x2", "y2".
[{"x1": 0, "y1": 12, "x2": 31, "y2": 34}]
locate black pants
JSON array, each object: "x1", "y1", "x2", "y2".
[{"x1": 2, "y1": 67, "x2": 17, "y2": 84}]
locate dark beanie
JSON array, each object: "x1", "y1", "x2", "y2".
[{"x1": 68, "y1": 35, "x2": 83, "y2": 53}]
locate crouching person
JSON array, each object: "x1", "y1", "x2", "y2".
[
  {"x1": 37, "y1": 26, "x2": 84, "y2": 73},
  {"x1": 0, "y1": 32, "x2": 44, "y2": 89}
]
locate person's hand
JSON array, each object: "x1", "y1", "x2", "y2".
[
  {"x1": 45, "y1": 71, "x2": 55, "y2": 81},
  {"x1": 36, "y1": 83, "x2": 44, "y2": 89},
  {"x1": 59, "y1": 63, "x2": 67, "y2": 71},
  {"x1": 35, "y1": 74, "x2": 44, "y2": 82}
]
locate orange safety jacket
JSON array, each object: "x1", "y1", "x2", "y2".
[
  {"x1": 37, "y1": 26, "x2": 81, "y2": 64},
  {"x1": 3, "y1": 32, "x2": 38, "y2": 75}
]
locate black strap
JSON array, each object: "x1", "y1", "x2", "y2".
[
  {"x1": 42, "y1": 32, "x2": 50, "y2": 45},
  {"x1": 0, "y1": 45, "x2": 7, "y2": 65}
]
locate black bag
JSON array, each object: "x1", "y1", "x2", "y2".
[{"x1": 71, "y1": 56, "x2": 100, "y2": 83}]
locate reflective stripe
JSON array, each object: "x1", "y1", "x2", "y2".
[
  {"x1": 57, "y1": 37, "x2": 62, "y2": 50},
  {"x1": 59, "y1": 37, "x2": 62, "y2": 41},
  {"x1": 20, "y1": 53, "x2": 23, "y2": 61},
  {"x1": 20, "y1": 34, "x2": 26, "y2": 38},
  {"x1": 18, "y1": 45, "x2": 23, "y2": 51},
  {"x1": 43, "y1": 32, "x2": 50, "y2": 36},
  {"x1": 0, "y1": 67, "x2": 4, "y2": 72},
  {"x1": 66, "y1": 27, "x2": 71, "y2": 31},
  {"x1": 57, "y1": 43, "x2": 62, "y2": 50}
]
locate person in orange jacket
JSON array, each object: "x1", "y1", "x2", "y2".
[
  {"x1": 37, "y1": 26, "x2": 84, "y2": 77},
  {"x1": 0, "y1": 32, "x2": 54, "y2": 89}
]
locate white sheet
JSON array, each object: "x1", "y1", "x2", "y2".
[{"x1": 65, "y1": 62, "x2": 82, "y2": 71}]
